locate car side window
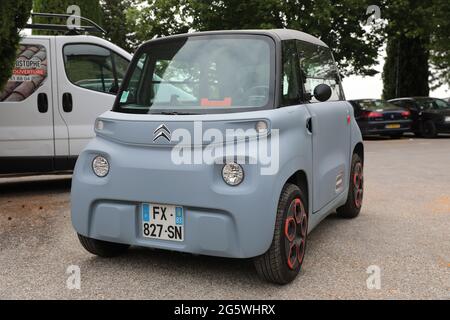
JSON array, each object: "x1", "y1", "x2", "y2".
[
  {"x1": 434, "y1": 99, "x2": 449, "y2": 110},
  {"x1": 281, "y1": 40, "x2": 302, "y2": 107},
  {"x1": 296, "y1": 40, "x2": 344, "y2": 103},
  {"x1": 63, "y1": 44, "x2": 129, "y2": 94}
]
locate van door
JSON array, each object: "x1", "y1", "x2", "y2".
[
  {"x1": 55, "y1": 38, "x2": 131, "y2": 156},
  {"x1": 0, "y1": 38, "x2": 55, "y2": 173},
  {"x1": 296, "y1": 41, "x2": 350, "y2": 212}
]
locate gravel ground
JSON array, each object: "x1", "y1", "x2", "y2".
[{"x1": 0, "y1": 137, "x2": 449, "y2": 300}]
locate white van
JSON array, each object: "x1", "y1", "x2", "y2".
[{"x1": 0, "y1": 15, "x2": 132, "y2": 174}]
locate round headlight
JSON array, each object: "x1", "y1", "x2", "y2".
[
  {"x1": 92, "y1": 155, "x2": 109, "y2": 177},
  {"x1": 222, "y1": 163, "x2": 244, "y2": 186}
]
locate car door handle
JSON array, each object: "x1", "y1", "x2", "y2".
[
  {"x1": 62, "y1": 93, "x2": 73, "y2": 112},
  {"x1": 306, "y1": 117, "x2": 313, "y2": 133},
  {"x1": 37, "y1": 93, "x2": 48, "y2": 113}
]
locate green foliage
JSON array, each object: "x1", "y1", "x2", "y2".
[
  {"x1": 0, "y1": 0, "x2": 32, "y2": 91},
  {"x1": 101, "y1": 0, "x2": 136, "y2": 52},
  {"x1": 382, "y1": 37, "x2": 430, "y2": 99},
  {"x1": 130, "y1": 0, "x2": 383, "y2": 77},
  {"x1": 382, "y1": 0, "x2": 449, "y2": 98},
  {"x1": 32, "y1": 0, "x2": 102, "y2": 35}
]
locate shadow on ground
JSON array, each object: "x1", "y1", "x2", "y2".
[{"x1": 0, "y1": 176, "x2": 72, "y2": 196}]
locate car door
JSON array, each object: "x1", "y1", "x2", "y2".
[
  {"x1": 296, "y1": 40, "x2": 351, "y2": 212},
  {"x1": 55, "y1": 37, "x2": 131, "y2": 157},
  {"x1": 0, "y1": 37, "x2": 55, "y2": 173}
]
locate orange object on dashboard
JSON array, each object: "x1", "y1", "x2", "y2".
[{"x1": 200, "y1": 97, "x2": 232, "y2": 107}]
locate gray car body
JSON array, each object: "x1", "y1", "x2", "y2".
[{"x1": 71, "y1": 29, "x2": 363, "y2": 259}]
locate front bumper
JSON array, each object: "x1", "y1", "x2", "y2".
[{"x1": 71, "y1": 137, "x2": 279, "y2": 259}]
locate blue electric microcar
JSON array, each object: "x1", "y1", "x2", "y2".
[{"x1": 71, "y1": 29, "x2": 364, "y2": 284}]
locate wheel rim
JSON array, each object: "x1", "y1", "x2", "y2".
[
  {"x1": 284, "y1": 198, "x2": 308, "y2": 270},
  {"x1": 353, "y1": 162, "x2": 364, "y2": 208}
]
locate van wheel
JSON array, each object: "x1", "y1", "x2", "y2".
[
  {"x1": 254, "y1": 183, "x2": 308, "y2": 284},
  {"x1": 421, "y1": 120, "x2": 437, "y2": 138},
  {"x1": 77, "y1": 234, "x2": 129, "y2": 257},
  {"x1": 337, "y1": 153, "x2": 363, "y2": 219}
]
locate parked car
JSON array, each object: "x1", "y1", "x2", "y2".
[
  {"x1": 71, "y1": 29, "x2": 364, "y2": 284},
  {"x1": 389, "y1": 97, "x2": 450, "y2": 138},
  {"x1": 0, "y1": 14, "x2": 132, "y2": 174},
  {"x1": 349, "y1": 99, "x2": 412, "y2": 138}
]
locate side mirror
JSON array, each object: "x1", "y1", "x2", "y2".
[{"x1": 313, "y1": 84, "x2": 332, "y2": 102}]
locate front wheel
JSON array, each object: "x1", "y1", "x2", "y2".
[
  {"x1": 78, "y1": 234, "x2": 130, "y2": 257},
  {"x1": 253, "y1": 183, "x2": 308, "y2": 284},
  {"x1": 336, "y1": 153, "x2": 364, "y2": 219}
]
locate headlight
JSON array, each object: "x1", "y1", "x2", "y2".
[
  {"x1": 92, "y1": 155, "x2": 109, "y2": 177},
  {"x1": 222, "y1": 163, "x2": 244, "y2": 186},
  {"x1": 95, "y1": 119, "x2": 104, "y2": 130},
  {"x1": 445, "y1": 116, "x2": 450, "y2": 122},
  {"x1": 255, "y1": 120, "x2": 268, "y2": 134}
]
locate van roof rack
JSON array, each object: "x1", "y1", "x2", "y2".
[{"x1": 25, "y1": 13, "x2": 106, "y2": 35}]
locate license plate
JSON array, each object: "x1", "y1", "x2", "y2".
[
  {"x1": 141, "y1": 203, "x2": 184, "y2": 242},
  {"x1": 385, "y1": 124, "x2": 401, "y2": 129}
]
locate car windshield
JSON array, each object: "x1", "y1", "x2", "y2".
[
  {"x1": 356, "y1": 100, "x2": 399, "y2": 111},
  {"x1": 415, "y1": 98, "x2": 450, "y2": 110},
  {"x1": 114, "y1": 35, "x2": 275, "y2": 114}
]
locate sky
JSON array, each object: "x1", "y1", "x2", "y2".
[{"x1": 342, "y1": 47, "x2": 449, "y2": 100}]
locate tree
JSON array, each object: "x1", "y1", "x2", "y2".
[
  {"x1": 32, "y1": 0, "x2": 102, "y2": 35},
  {"x1": 382, "y1": 0, "x2": 450, "y2": 99},
  {"x1": 130, "y1": 0, "x2": 383, "y2": 77},
  {"x1": 0, "y1": 0, "x2": 32, "y2": 91},
  {"x1": 101, "y1": 0, "x2": 136, "y2": 52},
  {"x1": 428, "y1": 0, "x2": 450, "y2": 90}
]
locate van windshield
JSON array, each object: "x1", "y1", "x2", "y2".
[{"x1": 114, "y1": 35, "x2": 275, "y2": 114}]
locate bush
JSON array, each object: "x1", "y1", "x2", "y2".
[{"x1": 0, "y1": 0, "x2": 32, "y2": 91}]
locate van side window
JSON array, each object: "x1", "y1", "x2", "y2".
[
  {"x1": 63, "y1": 44, "x2": 129, "y2": 94},
  {"x1": 281, "y1": 40, "x2": 302, "y2": 107},
  {"x1": 296, "y1": 41, "x2": 344, "y2": 102}
]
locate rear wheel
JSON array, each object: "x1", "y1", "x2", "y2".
[
  {"x1": 337, "y1": 153, "x2": 364, "y2": 219},
  {"x1": 421, "y1": 120, "x2": 437, "y2": 138},
  {"x1": 254, "y1": 183, "x2": 308, "y2": 284},
  {"x1": 78, "y1": 234, "x2": 129, "y2": 257}
]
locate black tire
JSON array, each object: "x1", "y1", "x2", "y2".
[
  {"x1": 77, "y1": 233, "x2": 129, "y2": 257},
  {"x1": 253, "y1": 183, "x2": 308, "y2": 285},
  {"x1": 420, "y1": 120, "x2": 437, "y2": 138},
  {"x1": 336, "y1": 153, "x2": 364, "y2": 219}
]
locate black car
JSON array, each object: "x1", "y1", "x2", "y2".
[
  {"x1": 349, "y1": 99, "x2": 412, "y2": 138},
  {"x1": 389, "y1": 97, "x2": 450, "y2": 138}
]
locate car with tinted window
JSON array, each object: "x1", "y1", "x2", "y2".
[
  {"x1": 389, "y1": 97, "x2": 450, "y2": 138},
  {"x1": 349, "y1": 99, "x2": 412, "y2": 138},
  {"x1": 71, "y1": 29, "x2": 364, "y2": 284}
]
